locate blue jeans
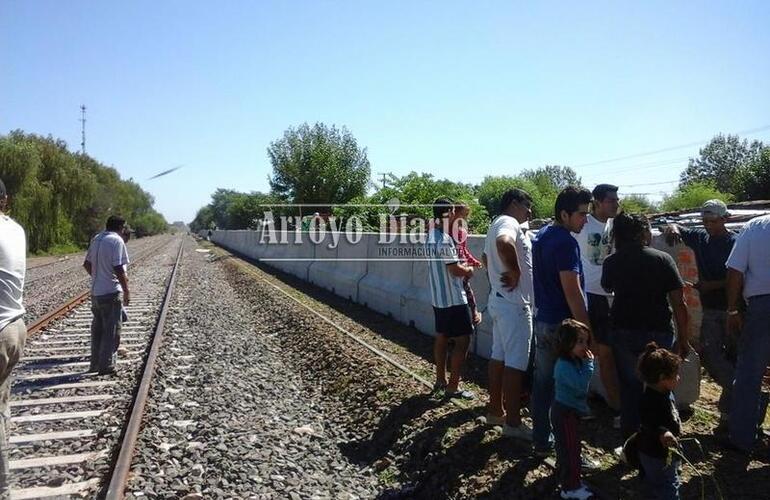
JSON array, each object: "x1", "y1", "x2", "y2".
[
  {"x1": 729, "y1": 295, "x2": 770, "y2": 451},
  {"x1": 700, "y1": 309, "x2": 736, "y2": 416},
  {"x1": 90, "y1": 292, "x2": 123, "y2": 372},
  {"x1": 638, "y1": 451, "x2": 680, "y2": 500},
  {"x1": 610, "y1": 329, "x2": 673, "y2": 437},
  {"x1": 532, "y1": 321, "x2": 559, "y2": 451}
]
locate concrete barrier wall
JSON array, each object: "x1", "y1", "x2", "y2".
[
  {"x1": 210, "y1": 228, "x2": 704, "y2": 404},
  {"x1": 210, "y1": 229, "x2": 700, "y2": 348}
]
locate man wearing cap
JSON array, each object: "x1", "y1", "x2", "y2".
[
  {"x1": 725, "y1": 213, "x2": 770, "y2": 454},
  {"x1": 664, "y1": 199, "x2": 737, "y2": 429},
  {"x1": 0, "y1": 177, "x2": 27, "y2": 494}
]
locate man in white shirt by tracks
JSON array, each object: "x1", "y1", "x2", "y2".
[
  {"x1": 574, "y1": 184, "x2": 621, "y2": 419},
  {"x1": 83, "y1": 215, "x2": 130, "y2": 375},
  {"x1": 481, "y1": 188, "x2": 535, "y2": 440},
  {"x1": 0, "y1": 177, "x2": 27, "y2": 495}
]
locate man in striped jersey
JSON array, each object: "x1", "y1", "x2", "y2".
[{"x1": 426, "y1": 198, "x2": 477, "y2": 399}]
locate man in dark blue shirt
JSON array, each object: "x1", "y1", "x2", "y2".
[
  {"x1": 531, "y1": 186, "x2": 592, "y2": 456},
  {"x1": 664, "y1": 199, "x2": 737, "y2": 429}
]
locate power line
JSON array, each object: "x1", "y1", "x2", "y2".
[
  {"x1": 572, "y1": 124, "x2": 770, "y2": 169},
  {"x1": 615, "y1": 179, "x2": 679, "y2": 187}
]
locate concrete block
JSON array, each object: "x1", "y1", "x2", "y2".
[
  {"x1": 358, "y1": 237, "x2": 411, "y2": 320},
  {"x1": 402, "y1": 247, "x2": 434, "y2": 335},
  {"x1": 308, "y1": 232, "x2": 339, "y2": 292},
  {"x1": 332, "y1": 235, "x2": 369, "y2": 302}
]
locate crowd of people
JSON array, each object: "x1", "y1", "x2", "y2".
[
  {"x1": 425, "y1": 186, "x2": 770, "y2": 499},
  {"x1": 2, "y1": 171, "x2": 769, "y2": 498},
  {"x1": 0, "y1": 176, "x2": 131, "y2": 496}
]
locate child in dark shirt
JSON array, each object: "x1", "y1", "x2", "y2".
[
  {"x1": 452, "y1": 203, "x2": 483, "y2": 324},
  {"x1": 636, "y1": 343, "x2": 683, "y2": 500},
  {"x1": 551, "y1": 319, "x2": 596, "y2": 500}
]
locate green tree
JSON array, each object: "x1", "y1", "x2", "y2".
[
  {"x1": 190, "y1": 205, "x2": 215, "y2": 232},
  {"x1": 476, "y1": 175, "x2": 547, "y2": 218},
  {"x1": 735, "y1": 147, "x2": 770, "y2": 201},
  {"x1": 0, "y1": 130, "x2": 167, "y2": 252},
  {"x1": 620, "y1": 194, "x2": 658, "y2": 214},
  {"x1": 226, "y1": 191, "x2": 278, "y2": 229},
  {"x1": 520, "y1": 165, "x2": 583, "y2": 219},
  {"x1": 660, "y1": 181, "x2": 733, "y2": 212},
  {"x1": 521, "y1": 165, "x2": 582, "y2": 191},
  {"x1": 268, "y1": 123, "x2": 370, "y2": 209},
  {"x1": 680, "y1": 134, "x2": 764, "y2": 196},
  {"x1": 333, "y1": 172, "x2": 489, "y2": 233}
]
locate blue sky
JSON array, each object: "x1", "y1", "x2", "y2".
[{"x1": 2, "y1": 1, "x2": 769, "y2": 223}]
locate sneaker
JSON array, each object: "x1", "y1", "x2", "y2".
[
  {"x1": 580, "y1": 455, "x2": 601, "y2": 471},
  {"x1": 445, "y1": 389, "x2": 475, "y2": 400},
  {"x1": 612, "y1": 415, "x2": 621, "y2": 430},
  {"x1": 431, "y1": 381, "x2": 447, "y2": 396},
  {"x1": 503, "y1": 423, "x2": 533, "y2": 441},
  {"x1": 479, "y1": 413, "x2": 505, "y2": 426},
  {"x1": 533, "y1": 446, "x2": 554, "y2": 458},
  {"x1": 559, "y1": 485, "x2": 595, "y2": 499}
]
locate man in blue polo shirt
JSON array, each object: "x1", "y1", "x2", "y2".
[{"x1": 531, "y1": 186, "x2": 592, "y2": 456}]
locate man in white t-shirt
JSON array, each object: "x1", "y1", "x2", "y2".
[
  {"x1": 84, "y1": 215, "x2": 131, "y2": 375},
  {"x1": 0, "y1": 178, "x2": 27, "y2": 494},
  {"x1": 481, "y1": 188, "x2": 534, "y2": 440},
  {"x1": 574, "y1": 184, "x2": 620, "y2": 415},
  {"x1": 725, "y1": 214, "x2": 770, "y2": 453}
]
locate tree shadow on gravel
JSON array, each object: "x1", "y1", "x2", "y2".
[
  {"x1": 339, "y1": 393, "x2": 443, "y2": 464},
  {"x1": 370, "y1": 404, "x2": 543, "y2": 499},
  {"x1": 409, "y1": 425, "x2": 536, "y2": 499}
]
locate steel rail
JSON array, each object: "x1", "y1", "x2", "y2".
[
  {"x1": 222, "y1": 250, "x2": 435, "y2": 391},
  {"x1": 26, "y1": 238, "x2": 177, "y2": 336},
  {"x1": 103, "y1": 241, "x2": 184, "y2": 499}
]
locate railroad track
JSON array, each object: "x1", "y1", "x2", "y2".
[
  {"x1": 26, "y1": 237, "x2": 176, "y2": 336},
  {"x1": 7, "y1": 239, "x2": 183, "y2": 499}
]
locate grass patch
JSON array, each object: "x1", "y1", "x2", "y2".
[{"x1": 32, "y1": 242, "x2": 83, "y2": 257}]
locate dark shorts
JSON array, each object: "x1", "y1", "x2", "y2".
[
  {"x1": 433, "y1": 304, "x2": 474, "y2": 338},
  {"x1": 587, "y1": 293, "x2": 611, "y2": 345}
]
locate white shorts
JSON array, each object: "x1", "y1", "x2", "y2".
[{"x1": 488, "y1": 293, "x2": 533, "y2": 371}]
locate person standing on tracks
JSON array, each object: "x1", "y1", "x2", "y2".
[
  {"x1": 531, "y1": 187, "x2": 592, "y2": 458},
  {"x1": 573, "y1": 184, "x2": 621, "y2": 423},
  {"x1": 724, "y1": 213, "x2": 770, "y2": 454},
  {"x1": 480, "y1": 188, "x2": 535, "y2": 440},
  {"x1": 0, "y1": 178, "x2": 27, "y2": 495},
  {"x1": 426, "y1": 198, "x2": 476, "y2": 399},
  {"x1": 83, "y1": 215, "x2": 130, "y2": 375},
  {"x1": 663, "y1": 199, "x2": 737, "y2": 431}
]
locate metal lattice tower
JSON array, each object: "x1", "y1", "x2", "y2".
[{"x1": 80, "y1": 105, "x2": 87, "y2": 155}]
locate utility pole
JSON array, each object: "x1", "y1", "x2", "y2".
[
  {"x1": 378, "y1": 172, "x2": 393, "y2": 189},
  {"x1": 79, "y1": 105, "x2": 87, "y2": 155}
]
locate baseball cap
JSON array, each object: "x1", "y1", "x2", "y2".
[{"x1": 701, "y1": 199, "x2": 730, "y2": 218}]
